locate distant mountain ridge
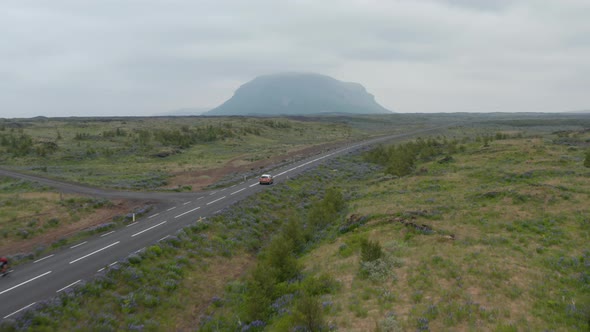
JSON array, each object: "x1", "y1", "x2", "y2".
[{"x1": 205, "y1": 73, "x2": 392, "y2": 116}]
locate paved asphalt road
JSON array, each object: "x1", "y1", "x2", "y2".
[{"x1": 0, "y1": 127, "x2": 446, "y2": 321}]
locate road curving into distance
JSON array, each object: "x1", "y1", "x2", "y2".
[{"x1": 0, "y1": 126, "x2": 449, "y2": 321}]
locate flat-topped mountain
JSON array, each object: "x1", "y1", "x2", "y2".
[{"x1": 205, "y1": 73, "x2": 392, "y2": 116}]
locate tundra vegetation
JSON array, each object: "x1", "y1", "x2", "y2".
[{"x1": 0, "y1": 113, "x2": 589, "y2": 331}]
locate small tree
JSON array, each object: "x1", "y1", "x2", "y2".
[
  {"x1": 292, "y1": 294, "x2": 326, "y2": 331},
  {"x1": 585, "y1": 150, "x2": 590, "y2": 168}
]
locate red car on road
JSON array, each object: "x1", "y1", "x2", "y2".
[{"x1": 259, "y1": 174, "x2": 274, "y2": 185}]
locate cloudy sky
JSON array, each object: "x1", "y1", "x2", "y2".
[{"x1": 2, "y1": 0, "x2": 589, "y2": 118}]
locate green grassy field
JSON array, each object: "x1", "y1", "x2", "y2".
[
  {"x1": 1, "y1": 114, "x2": 589, "y2": 331},
  {"x1": 0, "y1": 116, "x2": 373, "y2": 190}
]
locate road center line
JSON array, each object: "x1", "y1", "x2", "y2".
[
  {"x1": 3, "y1": 302, "x2": 37, "y2": 319},
  {"x1": 56, "y1": 280, "x2": 81, "y2": 293},
  {"x1": 209, "y1": 191, "x2": 217, "y2": 196},
  {"x1": 206, "y1": 196, "x2": 226, "y2": 205},
  {"x1": 249, "y1": 183, "x2": 258, "y2": 187},
  {"x1": 69, "y1": 241, "x2": 87, "y2": 249},
  {"x1": 183, "y1": 201, "x2": 191, "y2": 205},
  {"x1": 100, "y1": 231, "x2": 115, "y2": 237},
  {"x1": 166, "y1": 206, "x2": 176, "y2": 211},
  {"x1": 131, "y1": 221, "x2": 167, "y2": 237},
  {"x1": 126, "y1": 222, "x2": 138, "y2": 227},
  {"x1": 174, "y1": 207, "x2": 201, "y2": 219},
  {"x1": 33, "y1": 254, "x2": 54, "y2": 263},
  {"x1": 69, "y1": 242, "x2": 120, "y2": 264},
  {"x1": 0, "y1": 271, "x2": 52, "y2": 296},
  {"x1": 230, "y1": 188, "x2": 246, "y2": 195},
  {"x1": 197, "y1": 196, "x2": 204, "y2": 200},
  {"x1": 148, "y1": 213, "x2": 159, "y2": 218}
]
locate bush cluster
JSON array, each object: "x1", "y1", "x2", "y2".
[{"x1": 364, "y1": 137, "x2": 459, "y2": 176}]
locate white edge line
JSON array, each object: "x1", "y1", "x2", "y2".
[
  {"x1": 33, "y1": 254, "x2": 54, "y2": 263},
  {"x1": 3, "y1": 302, "x2": 37, "y2": 319},
  {"x1": 0, "y1": 271, "x2": 52, "y2": 296},
  {"x1": 100, "y1": 230, "x2": 115, "y2": 237},
  {"x1": 69, "y1": 241, "x2": 87, "y2": 249},
  {"x1": 148, "y1": 213, "x2": 160, "y2": 218},
  {"x1": 206, "y1": 196, "x2": 226, "y2": 205},
  {"x1": 158, "y1": 235, "x2": 170, "y2": 242},
  {"x1": 131, "y1": 221, "x2": 167, "y2": 237},
  {"x1": 174, "y1": 207, "x2": 200, "y2": 219},
  {"x1": 230, "y1": 188, "x2": 246, "y2": 195},
  {"x1": 126, "y1": 222, "x2": 138, "y2": 227},
  {"x1": 97, "y1": 267, "x2": 105, "y2": 272},
  {"x1": 69, "y1": 241, "x2": 120, "y2": 264},
  {"x1": 109, "y1": 261, "x2": 118, "y2": 266},
  {"x1": 56, "y1": 280, "x2": 81, "y2": 293}
]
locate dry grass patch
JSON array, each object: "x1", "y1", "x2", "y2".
[{"x1": 166, "y1": 253, "x2": 255, "y2": 331}]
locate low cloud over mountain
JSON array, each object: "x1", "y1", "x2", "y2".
[{"x1": 205, "y1": 73, "x2": 392, "y2": 116}]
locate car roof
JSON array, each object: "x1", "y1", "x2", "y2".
[{"x1": 261, "y1": 174, "x2": 272, "y2": 177}]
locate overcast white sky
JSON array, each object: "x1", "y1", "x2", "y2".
[{"x1": 1, "y1": 0, "x2": 589, "y2": 118}]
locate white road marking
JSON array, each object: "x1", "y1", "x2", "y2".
[
  {"x1": 0, "y1": 271, "x2": 52, "y2": 296},
  {"x1": 230, "y1": 188, "x2": 246, "y2": 195},
  {"x1": 69, "y1": 241, "x2": 87, "y2": 249},
  {"x1": 166, "y1": 206, "x2": 177, "y2": 211},
  {"x1": 109, "y1": 262, "x2": 118, "y2": 267},
  {"x1": 206, "y1": 196, "x2": 226, "y2": 205},
  {"x1": 97, "y1": 267, "x2": 105, "y2": 272},
  {"x1": 197, "y1": 196, "x2": 204, "y2": 200},
  {"x1": 249, "y1": 183, "x2": 258, "y2": 187},
  {"x1": 174, "y1": 207, "x2": 200, "y2": 219},
  {"x1": 131, "y1": 221, "x2": 167, "y2": 237},
  {"x1": 56, "y1": 280, "x2": 81, "y2": 293},
  {"x1": 126, "y1": 222, "x2": 138, "y2": 227},
  {"x1": 69, "y1": 242, "x2": 120, "y2": 264},
  {"x1": 33, "y1": 254, "x2": 54, "y2": 263},
  {"x1": 3, "y1": 302, "x2": 37, "y2": 319},
  {"x1": 183, "y1": 201, "x2": 191, "y2": 205},
  {"x1": 100, "y1": 231, "x2": 115, "y2": 237},
  {"x1": 209, "y1": 191, "x2": 217, "y2": 196},
  {"x1": 158, "y1": 235, "x2": 170, "y2": 242},
  {"x1": 148, "y1": 213, "x2": 159, "y2": 219}
]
